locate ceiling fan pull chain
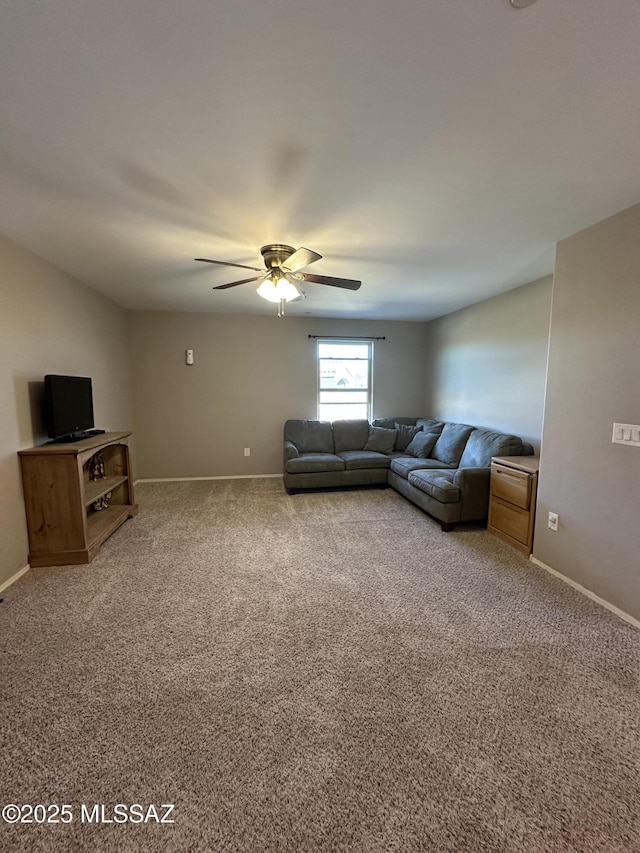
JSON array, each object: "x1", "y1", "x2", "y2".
[{"x1": 278, "y1": 298, "x2": 286, "y2": 318}]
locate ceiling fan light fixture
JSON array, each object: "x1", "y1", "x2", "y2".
[{"x1": 256, "y1": 273, "x2": 301, "y2": 303}]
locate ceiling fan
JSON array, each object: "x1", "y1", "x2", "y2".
[{"x1": 195, "y1": 244, "x2": 361, "y2": 316}]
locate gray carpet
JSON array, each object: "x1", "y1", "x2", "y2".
[{"x1": 1, "y1": 479, "x2": 639, "y2": 852}]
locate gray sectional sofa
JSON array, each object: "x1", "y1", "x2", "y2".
[{"x1": 283, "y1": 417, "x2": 533, "y2": 531}]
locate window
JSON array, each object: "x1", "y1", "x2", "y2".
[{"x1": 317, "y1": 340, "x2": 373, "y2": 421}]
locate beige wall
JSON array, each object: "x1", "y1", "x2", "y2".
[
  {"x1": 534, "y1": 204, "x2": 640, "y2": 620},
  {"x1": 0, "y1": 234, "x2": 134, "y2": 587},
  {"x1": 128, "y1": 312, "x2": 428, "y2": 478},
  {"x1": 423, "y1": 277, "x2": 553, "y2": 451}
]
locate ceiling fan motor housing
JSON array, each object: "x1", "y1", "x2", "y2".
[{"x1": 260, "y1": 244, "x2": 296, "y2": 270}]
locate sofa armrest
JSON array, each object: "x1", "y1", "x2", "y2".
[
  {"x1": 453, "y1": 467, "x2": 491, "y2": 521},
  {"x1": 283, "y1": 440, "x2": 300, "y2": 464}
]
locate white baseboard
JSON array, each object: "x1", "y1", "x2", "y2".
[
  {"x1": 136, "y1": 474, "x2": 283, "y2": 484},
  {"x1": 530, "y1": 556, "x2": 640, "y2": 630},
  {"x1": 0, "y1": 563, "x2": 30, "y2": 594}
]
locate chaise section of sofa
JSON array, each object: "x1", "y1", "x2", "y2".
[{"x1": 387, "y1": 426, "x2": 533, "y2": 530}]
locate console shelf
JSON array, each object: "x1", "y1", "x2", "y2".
[
  {"x1": 19, "y1": 431, "x2": 138, "y2": 567},
  {"x1": 84, "y1": 474, "x2": 128, "y2": 506}
]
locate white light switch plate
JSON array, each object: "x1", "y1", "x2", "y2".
[{"x1": 612, "y1": 423, "x2": 640, "y2": 447}]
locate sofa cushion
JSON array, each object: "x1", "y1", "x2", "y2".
[
  {"x1": 394, "y1": 423, "x2": 422, "y2": 452},
  {"x1": 332, "y1": 419, "x2": 371, "y2": 453},
  {"x1": 284, "y1": 419, "x2": 334, "y2": 454},
  {"x1": 286, "y1": 453, "x2": 345, "y2": 474},
  {"x1": 408, "y1": 469, "x2": 460, "y2": 504},
  {"x1": 404, "y1": 431, "x2": 439, "y2": 458},
  {"x1": 431, "y1": 423, "x2": 475, "y2": 466},
  {"x1": 371, "y1": 417, "x2": 419, "y2": 430},
  {"x1": 390, "y1": 456, "x2": 455, "y2": 478},
  {"x1": 363, "y1": 426, "x2": 397, "y2": 454},
  {"x1": 416, "y1": 418, "x2": 445, "y2": 434},
  {"x1": 338, "y1": 450, "x2": 391, "y2": 470},
  {"x1": 458, "y1": 428, "x2": 524, "y2": 469}
]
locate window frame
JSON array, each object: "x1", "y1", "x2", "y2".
[{"x1": 316, "y1": 339, "x2": 373, "y2": 422}]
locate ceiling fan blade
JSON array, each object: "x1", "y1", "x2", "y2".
[
  {"x1": 282, "y1": 246, "x2": 322, "y2": 272},
  {"x1": 300, "y1": 272, "x2": 361, "y2": 291},
  {"x1": 195, "y1": 257, "x2": 263, "y2": 272},
  {"x1": 213, "y1": 276, "x2": 263, "y2": 290}
]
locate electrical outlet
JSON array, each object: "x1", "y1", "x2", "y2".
[
  {"x1": 244, "y1": 447, "x2": 250, "y2": 457},
  {"x1": 548, "y1": 512, "x2": 559, "y2": 532}
]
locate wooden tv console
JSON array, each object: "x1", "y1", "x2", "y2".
[{"x1": 19, "y1": 431, "x2": 138, "y2": 567}]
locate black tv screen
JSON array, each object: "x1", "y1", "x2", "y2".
[{"x1": 43, "y1": 375, "x2": 95, "y2": 439}]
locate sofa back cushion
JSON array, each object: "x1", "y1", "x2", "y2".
[
  {"x1": 284, "y1": 419, "x2": 334, "y2": 454},
  {"x1": 332, "y1": 419, "x2": 371, "y2": 453},
  {"x1": 458, "y1": 429, "x2": 524, "y2": 469},
  {"x1": 416, "y1": 418, "x2": 445, "y2": 434},
  {"x1": 394, "y1": 423, "x2": 423, "y2": 452},
  {"x1": 371, "y1": 417, "x2": 419, "y2": 430},
  {"x1": 431, "y1": 423, "x2": 475, "y2": 466}
]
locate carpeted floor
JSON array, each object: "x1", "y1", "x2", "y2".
[{"x1": 1, "y1": 478, "x2": 639, "y2": 852}]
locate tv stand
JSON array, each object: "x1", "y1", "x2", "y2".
[{"x1": 19, "y1": 431, "x2": 138, "y2": 567}]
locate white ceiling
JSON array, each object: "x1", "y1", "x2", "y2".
[{"x1": 1, "y1": 0, "x2": 639, "y2": 321}]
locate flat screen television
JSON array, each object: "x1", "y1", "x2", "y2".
[{"x1": 43, "y1": 374, "x2": 96, "y2": 441}]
